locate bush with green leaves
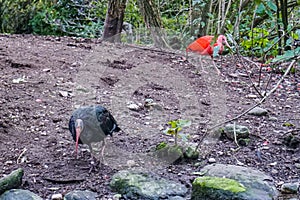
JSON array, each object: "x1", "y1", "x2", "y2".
[
  {"x1": 30, "y1": 0, "x2": 107, "y2": 37},
  {"x1": 0, "y1": 0, "x2": 40, "y2": 33},
  {"x1": 241, "y1": 27, "x2": 278, "y2": 58}
]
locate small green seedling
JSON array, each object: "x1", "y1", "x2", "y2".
[{"x1": 163, "y1": 119, "x2": 191, "y2": 146}]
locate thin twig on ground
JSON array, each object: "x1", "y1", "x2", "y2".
[
  {"x1": 237, "y1": 55, "x2": 264, "y2": 98},
  {"x1": 195, "y1": 59, "x2": 297, "y2": 151},
  {"x1": 233, "y1": 122, "x2": 239, "y2": 147},
  {"x1": 16, "y1": 148, "x2": 27, "y2": 164},
  {"x1": 282, "y1": 128, "x2": 300, "y2": 135}
]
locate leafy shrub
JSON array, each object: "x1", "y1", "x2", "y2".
[
  {"x1": 0, "y1": 0, "x2": 40, "y2": 33},
  {"x1": 241, "y1": 27, "x2": 278, "y2": 57},
  {"x1": 30, "y1": 0, "x2": 107, "y2": 37}
]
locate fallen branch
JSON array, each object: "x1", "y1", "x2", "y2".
[
  {"x1": 196, "y1": 59, "x2": 296, "y2": 150},
  {"x1": 233, "y1": 122, "x2": 239, "y2": 147},
  {"x1": 212, "y1": 59, "x2": 296, "y2": 130},
  {"x1": 238, "y1": 55, "x2": 264, "y2": 98},
  {"x1": 16, "y1": 148, "x2": 27, "y2": 164},
  {"x1": 282, "y1": 128, "x2": 300, "y2": 135}
]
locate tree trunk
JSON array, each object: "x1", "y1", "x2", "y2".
[
  {"x1": 275, "y1": 0, "x2": 282, "y2": 54},
  {"x1": 102, "y1": 0, "x2": 127, "y2": 43},
  {"x1": 281, "y1": 0, "x2": 288, "y2": 47},
  {"x1": 137, "y1": 0, "x2": 169, "y2": 48}
]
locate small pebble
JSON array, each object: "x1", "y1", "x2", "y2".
[
  {"x1": 246, "y1": 94, "x2": 258, "y2": 98},
  {"x1": 280, "y1": 182, "x2": 300, "y2": 194},
  {"x1": 271, "y1": 169, "x2": 278, "y2": 174},
  {"x1": 294, "y1": 163, "x2": 300, "y2": 169},
  {"x1": 127, "y1": 160, "x2": 136, "y2": 167},
  {"x1": 208, "y1": 158, "x2": 216, "y2": 163},
  {"x1": 42, "y1": 68, "x2": 51, "y2": 72},
  {"x1": 48, "y1": 187, "x2": 59, "y2": 191},
  {"x1": 262, "y1": 146, "x2": 270, "y2": 150},
  {"x1": 58, "y1": 90, "x2": 68, "y2": 97},
  {"x1": 51, "y1": 193, "x2": 62, "y2": 200},
  {"x1": 269, "y1": 116, "x2": 278, "y2": 121},
  {"x1": 40, "y1": 132, "x2": 47, "y2": 136},
  {"x1": 127, "y1": 103, "x2": 140, "y2": 111},
  {"x1": 269, "y1": 162, "x2": 277, "y2": 166},
  {"x1": 5, "y1": 160, "x2": 13, "y2": 165}
]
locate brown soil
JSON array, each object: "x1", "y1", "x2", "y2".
[{"x1": 0, "y1": 34, "x2": 299, "y2": 199}]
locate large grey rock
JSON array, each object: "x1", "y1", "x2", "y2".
[
  {"x1": 110, "y1": 170, "x2": 188, "y2": 199},
  {"x1": 192, "y1": 164, "x2": 278, "y2": 200},
  {"x1": 64, "y1": 190, "x2": 97, "y2": 200},
  {"x1": 0, "y1": 189, "x2": 42, "y2": 200}
]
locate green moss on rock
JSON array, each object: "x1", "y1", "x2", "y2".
[
  {"x1": 193, "y1": 176, "x2": 246, "y2": 193},
  {"x1": 192, "y1": 176, "x2": 247, "y2": 200}
]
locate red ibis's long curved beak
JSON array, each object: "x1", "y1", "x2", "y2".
[
  {"x1": 75, "y1": 127, "x2": 81, "y2": 158},
  {"x1": 223, "y1": 39, "x2": 231, "y2": 49}
]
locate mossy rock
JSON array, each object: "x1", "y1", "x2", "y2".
[
  {"x1": 110, "y1": 170, "x2": 188, "y2": 199},
  {"x1": 224, "y1": 124, "x2": 249, "y2": 141},
  {"x1": 192, "y1": 176, "x2": 246, "y2": 200},
  {"x1": 0, "y1": 168, "x2": 24, "y2": 195},
  {"x1": 155, "y1": 144, "x2": 183, "y2": 163},
  {"x1": 0, "y1": 189, "x2": 42, "y2": 200},
  {"x1": 183, "y1": 146, "x2": 199, "y2": 160}
]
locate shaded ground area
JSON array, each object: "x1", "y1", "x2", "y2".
[{"x1": 0, "y1": 34, "x2": 299, "y2": 199}]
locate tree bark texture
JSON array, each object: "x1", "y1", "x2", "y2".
[
  {"x1": 102, "y1": 0, "x2": 127, "y2": 43},
  {"x1": 138, "y1": 0, "x2": 168, "y2": 48}
]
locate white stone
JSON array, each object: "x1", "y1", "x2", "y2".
[
  {"x1": 51, "y1": 193, "x2": 62, "y2": 200},
  {"x1": 127, "y1": 103, "x2": 140, "y2": 111}
]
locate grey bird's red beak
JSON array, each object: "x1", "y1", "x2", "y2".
[{"x1": 75, "y1": 127, "x2": 81, "y2": 157}]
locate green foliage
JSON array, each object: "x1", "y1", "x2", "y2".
[
  {"x1": 282, "y1": 122, "x2": 295, "y2": 127},
  {"x1": 155, "y1": 142, "x2": 167, "y2": 151},
  {"x1": 241, "y1": 28, "x2": 278, "y2": 57},
  {"x1": 30, "y1": 0, "x2": 107, "y2": 37},
  {"x1": 271, "y1": 47, "x2": 300, "y2": 63},
  {"x1": 124, "y1": 0, "x2": 143, "y2": 28},
  {"x1": 0, "y1": 0, "x2": 41, "y2": 33},
  {"x1": 164, "y1": 119, "x2": 191, "y2": 145},
  {"x1": 1, "y1": 0, "x2": 299, "y2": 61}
]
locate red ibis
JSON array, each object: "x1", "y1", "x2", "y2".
[{"x1": 186, "y1": 35, "x2": 231, "y2": 74}]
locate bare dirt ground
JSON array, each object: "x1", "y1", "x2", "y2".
[{"x1": 0, "y1": 34, "x2": 299, "y2": 199}]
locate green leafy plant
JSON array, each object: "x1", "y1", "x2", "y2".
[
  {"x1": 29, "y1": 0, "x2": 107, "y2": 37},
  {"x1": 163, "y1": 119, "x2": 191, "y2": 146},
  {"x1": 241, "y1": 27, "x2": 278, "y2": 57},
  {"x1": 0, "y1": 0, "x2": 40, "y2": 33}
]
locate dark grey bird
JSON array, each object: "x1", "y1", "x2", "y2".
[{"x1": 69, "y1": 105, "x2": 121, "y2": 160}]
